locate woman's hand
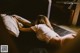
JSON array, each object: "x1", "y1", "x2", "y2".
[
  {"x1": 12, "y1": 14, "x2": 32, "y2": 26},
  {"x1": 18, "y1": 22, "x2": 24, "y2": 29}
]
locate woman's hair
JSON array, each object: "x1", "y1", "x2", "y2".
[
  {"x1": 35, "y1": 15, "x2": 53, "y2": 30},
  {"x1": 35, "y1": 15, "x2": 46, "y2": 24}
]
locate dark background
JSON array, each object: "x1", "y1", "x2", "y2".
[
  {"x1": 0, "y1": 0, "x2": 77, "y2": 25},
  {"x1": 0, "y1": 0, "x2": 48, "y2": 22}
]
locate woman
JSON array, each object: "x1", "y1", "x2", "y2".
[
  {"x1": 13, "y1": 15, "x2": 61, "y2": 46},
  {"x1": 13, "y1": 15, "x2": 76, "y2": 46}
]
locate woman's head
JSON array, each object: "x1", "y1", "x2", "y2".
[
  {"x1": 35, "y1": 15, "x2": 53, "y2": 30},
  {"x1": 35, "y1": 15, "x2": 47, "y2": 25}
]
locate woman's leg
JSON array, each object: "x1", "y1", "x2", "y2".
[
  {"x1": 61, "y1": 34, "x2": 75, "y2": 46},
  {"x1": 49, "y1": 36, "x2": 61, "y2": 47}
]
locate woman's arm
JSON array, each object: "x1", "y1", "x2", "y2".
[
  {"x1": 17, "y1": 21, "x2": 33, "y2": 32},
  {"x1": 19, "y1": 27, "x2": 33, "y2": 32},
  {"x1": 12, "y1": 15, "x2": 32, "y2": 26},
  {"x1": 45, "y1": 17, "x2": 53, "y2": 30}
]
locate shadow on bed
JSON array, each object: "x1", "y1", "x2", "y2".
[{"x1": 17, "y1": 31, "x2": 59, "y2": 53}]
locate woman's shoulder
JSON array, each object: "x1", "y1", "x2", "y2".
[
  {"x1": 37, "y1": 24, "x2": 48, "y2": 29},
  {"x1": 38, "y1": 24, "x2": 46, "y2": 26},
  {"x1": 31, "y1": 24, "x2": 46, "y2": 29}
]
